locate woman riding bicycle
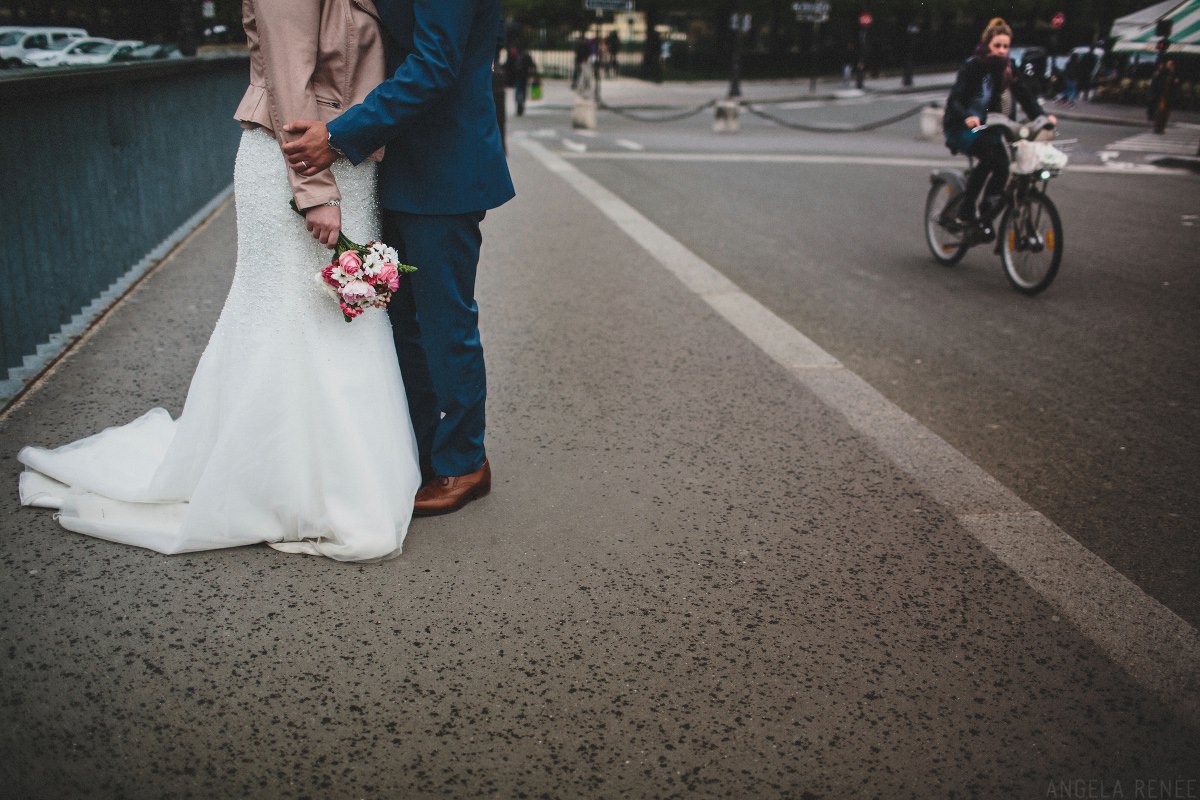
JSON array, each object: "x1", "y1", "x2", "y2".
[{"x1": 943, "y1": 18, "x2": 1055, "y2": 240}]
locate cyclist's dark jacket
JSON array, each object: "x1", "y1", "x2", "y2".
[{"x1": 943, "y1": 55, "x2": 1045, "y2": 153}]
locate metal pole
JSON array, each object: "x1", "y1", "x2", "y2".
[
  {"x1": 728, "y1": 9, "x2": 743, "y2": 98},
  {"x1": 809, "y1": 20, "x2": 820, "y2": 93},
  {"x1": 593, "y1": 9, "x2": 603, "y2": 104},
  {"x1": 903, "y1": 23, "x2": 917, "y2": 87},
  {"x1": 177, "y1": 0, "x2": 199, "y2": 57}
]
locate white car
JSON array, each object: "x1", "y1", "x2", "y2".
[
  {"x1": 0, "y1": 26, "x2": 87, "y2": 68},
  {"x1": 25, "y1": 37, "x2": 144, "y2": 68}
]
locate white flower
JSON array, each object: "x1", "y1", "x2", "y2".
[
  {"x1": 361, "y1": 251, "x2": 384, "y2": 277},
  {"x1": 369, "y1": 241, "x2": 399, "y2": 264}
]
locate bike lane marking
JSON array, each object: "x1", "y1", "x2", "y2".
[{"x1": 517, "y1": 135, "x2": 1200, "y2": 722}]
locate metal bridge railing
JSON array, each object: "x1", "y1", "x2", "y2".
[{"x1": 0, "y1": 57, "x2": 247, "y2": 396}]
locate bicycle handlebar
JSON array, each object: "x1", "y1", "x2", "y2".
[{"x1": 978, "y1": 114, "x2": 1056, "y2": 141}]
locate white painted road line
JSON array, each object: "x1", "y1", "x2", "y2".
[
  {"x1": 560, "y1": 150, "x2": 1193, "y2": 175},
  {"x1": 517, "y1": 135, "x2": 1200, "y2": 722},
  {"x1": 560, "y1": 138, "x2": 587, "y2": 153},
  {"x1": 614, "y1": 138, "x2": 645, "y2": 151}
]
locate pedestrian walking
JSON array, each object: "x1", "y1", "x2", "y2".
[
  {"x1": 1058, "y1": 53, "x2": 1080, "y2": 106},
  {"x1": 1079, "y1": 47, "x2": 1098, "y2": 101},
  {"x1": 572, "y1": 35, "x2": 590, "y2": 89},
  {"x1": 506, "y1": 43, "x2": 538, "y2": 116},
  {"x1": 1148, "y1": 59, "x2": 1182, "y2": 134},
  {"x1": 605, "y1": 30, "x2": 620, "y2": 78}
]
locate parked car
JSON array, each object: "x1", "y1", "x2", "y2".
[
  {"x1": 25, "y1": 37, "x2": 144, "y2": 68},
  {"x1": 126, "y1": 43, "x2": 183, "y2": 61},
  {"x1": 0, "y1": 26, "x2": 87, "y2": 68}
]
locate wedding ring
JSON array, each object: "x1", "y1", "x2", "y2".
[{"x1": 300, "y1": 160, "x2": 308, "y2": 169}]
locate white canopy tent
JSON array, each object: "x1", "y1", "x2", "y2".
[
  {"x1": 1110, "y1": 0, "x2": 1184, "y2": 39},
  {"x1": 1112, "y1": 0, "x2": 1200, "y2": 55}
]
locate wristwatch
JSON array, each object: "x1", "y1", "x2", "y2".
[{"x1": 328, "y1": 132, "x2": 346, "y2": 158}]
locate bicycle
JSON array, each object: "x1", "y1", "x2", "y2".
[{"x1": 925, "y1": 115, "x2": 1067, "y2": 295}]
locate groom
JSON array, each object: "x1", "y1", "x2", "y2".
[{"x1": 284, "y1": 0, "x2": 514, "y2": 516}]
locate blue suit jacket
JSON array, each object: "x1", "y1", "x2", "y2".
[{"x1": 327, "y1": 0, "x2": 515, "y2": 215}]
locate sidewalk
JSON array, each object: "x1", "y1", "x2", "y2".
[{"x1": 1, "y1": 137, "x2": 1198, "y2": 796}]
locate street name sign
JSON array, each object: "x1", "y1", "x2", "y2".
[
  {"x1": 793, "y1": 2, "x2": 830, "y2": 22},
  {"x1": 585, "y1": 0, "x2": 634, "y2": 11}
]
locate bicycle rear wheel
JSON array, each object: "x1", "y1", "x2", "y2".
[
  {"x1": 1000, "y1": 191, "x2": 1062, "y2": 295},
  {"x1": 925, "y1": 180, "x2": 968, "y2": 266}
]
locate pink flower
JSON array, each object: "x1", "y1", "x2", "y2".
[
  {"x1": 339, "y1": 279, "x2": 376, "y2": 305},
  {"x1": 378, "y1": 262, "x2": 401, "y2": 292},
  {"x1": 320, "y1": 264, "x2": 339, "y2": 287},
  {"x1": 337, "y1": 250, "x2": 363, "y2": 275}
]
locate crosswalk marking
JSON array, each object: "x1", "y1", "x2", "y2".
[
  {"x1": 1107, "y1": 124, "x2": 1199, "y2": 156},
  {"x1": 614, "y1": 138, "x2": 645, "y2": 151}
]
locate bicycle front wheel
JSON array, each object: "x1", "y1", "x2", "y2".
[
  {"x1": 999, "y1": 191, "x2": 1062, "y2": 295},
  {"x1": 925, "y1": 180, "x2": 968, "y2": 266}
]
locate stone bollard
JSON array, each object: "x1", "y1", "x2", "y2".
[
  {"x1": 918, "y1": 103, "x2": 942, "y2": 141},
  {"x1": 572, "y1": 97, "x2": 597, "y2": 130},
  {"x1": 572, "y1": 71, "x2": 598, "y2": 130},
  {"x1": 713, "y1": 100, "x2": 740, "y2": 134}
]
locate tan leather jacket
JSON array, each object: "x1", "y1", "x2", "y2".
[{"x1": 234, "y1": 0, "x2": 386, "y2": 209}]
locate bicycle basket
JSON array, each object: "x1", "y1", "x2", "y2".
[{"x1": 1012, "y1": 140, "x2": 1069, "y2": 174}]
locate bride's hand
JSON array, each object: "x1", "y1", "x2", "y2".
[{"x1": 304, "y1": 204, "x2": 341, "y2": 248}]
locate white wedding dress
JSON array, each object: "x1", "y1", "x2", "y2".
[{"x1": 17, "y1": 128, "x2": 421, "y2": 562}]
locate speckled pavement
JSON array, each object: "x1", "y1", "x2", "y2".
[{"x1": 1, "y1": 144, "x2": 1198, "y2": 799}]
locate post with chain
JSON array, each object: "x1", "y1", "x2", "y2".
[
  {"x1": 716, "y1": 7, "x2": 748, "y2": 133},
  {"x1": 793, "y1": 3, "x2": 830, "y2": 93},
  {"x1": 728, "y1": 6, "x2": 746, "y2": 99}
]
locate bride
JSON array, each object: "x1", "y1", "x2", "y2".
[{"x1": 17, "y1": 0, "x2": 421, "y2": 562}]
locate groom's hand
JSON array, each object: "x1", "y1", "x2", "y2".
[{"x1": 282, "y1": 120, "x2": 335, "y2": 176}]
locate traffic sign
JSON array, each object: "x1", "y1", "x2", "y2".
[
  {"x1": 859, "y1": 12, "x2": 873, "y2": 27},
  {"x1": 1051, "y1": 12, "x2": 1065, "y2": 29},
  {"x1": 585, "y1": 0, "x2": 634, "y2": 10},
  {"x1": 793, "y1": 2, "x2": 830, "y2": 23}
]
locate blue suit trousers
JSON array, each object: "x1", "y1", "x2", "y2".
[{"x1": 384, "y1": 210, "x2": 487, "y2": 478}]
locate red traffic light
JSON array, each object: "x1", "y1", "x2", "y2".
[
  {"x1": 1051, "y1": 12, "x2": 1065, "y2": 29},
  {"x1": 858, "y1": 12, "x2": 873, "y2": 26}
]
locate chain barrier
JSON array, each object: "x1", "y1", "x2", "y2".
[
  {"x1": 741, "y1": 102, "x2": 930, "y2": 132},
  {"x1": 591, "y1": 95, "x2": 933, "y2": 132},
  {"x1": 597, "y1": 99, "x2": 718, "y2": 123}
]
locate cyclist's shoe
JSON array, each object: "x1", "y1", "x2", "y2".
[
  {"x1": 940, "y1": 215, "x2": 967, "y2": 232},
  {"x1": 947, "y1": 212, "x2": 975, "y2": 234},
  {"x1": 960, "y1": 220, "x2": 994, "y2": 245}
]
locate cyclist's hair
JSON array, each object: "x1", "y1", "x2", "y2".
[{"x1": 981, "y1": 17, "x2": 1013, "y2": 44}]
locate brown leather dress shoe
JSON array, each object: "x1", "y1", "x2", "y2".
[{"x1": 413, "y1": 458, "x2": 491, "y2": 516}]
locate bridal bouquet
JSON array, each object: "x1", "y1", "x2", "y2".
[
  {"x1": 320, "y1": 235, "x2": 415, "y2": 322},
  {"x1": 292, "y1": 201, "x2": 416, "y2": 322}
]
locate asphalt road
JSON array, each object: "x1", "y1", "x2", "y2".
[{"x1": 515, "y1": 95, "x2": 1200, "y2": 628}]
